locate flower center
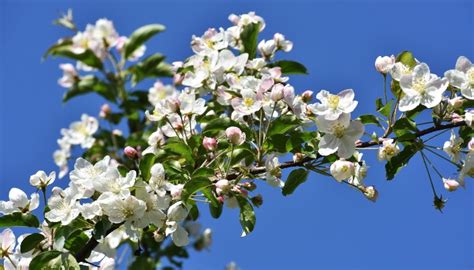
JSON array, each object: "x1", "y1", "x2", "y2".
[
  {"x1": 412, "y1": 78, "x2": 426, "y2": 94},
  {"x1": 333, "y1": 123, "x2": 345, "y2": 138},
  {"x1": 327, "y1": 94, "x2": 340, "y2": 109},
  {"x1": 244, "y1": 97, "x2": 254, "y2": 107}
]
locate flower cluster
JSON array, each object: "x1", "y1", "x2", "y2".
[{"x1": 53, "y1": 114, "x2": 98, "y2": 178}]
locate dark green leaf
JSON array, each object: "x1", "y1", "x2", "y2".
[
  {"x1": 128, "y1": 255, "x2": 155, "y2": 270},
  {"x1": 43, "y1": 38, "x2": 72, "y2": 59},
  {"x1": 385, "y1": 143, "x2": 419, "y2": 180},
  {"x1": 269, "y1": 60, "x2": 308, "y2": 75},
  {"x1": 240, "y1": 23, "x2": 260, "y2": 59},
  {"x1": 181, "y1": 177, "x2": 212, "y2": 203},
  {"x1": 20, "y1": 233, "x2": 45, "y2": 253},
  {"x1": 0, "y1": 213, "x2": 40, "y2": 228},
  {"x1": 125, "y1": 24, "x2": 166, "y2": 59},
  {"x1": 64, "y1": 230, "x2": 89, "y2": 254},
  {"x1": 209, "y1": 201, "x2": 223, "y2": 219},
  {"x1": 64, "y1": 76, "x2": 115, "y2": 103},
  {"x1": 29, "y1": 252, "x2": 79, "y2": 270},
  {"x1": 282, "y1": 168, "x2": 309, "y2": 196},
  {"x1": 358, "y1": 114, "x2": 382, "y2": 127},
  {"x1": 47, "y1": 46, "x2": 103, "y2": 70},
  {"x1": 139, "y1": 153, "x2": 156, "y2": 181},
  {"x1": 165, "y1": 141, "x2": 194, "y2": 166},
  {"x1": 236, "y1": 197, "x2": 256, "y2": 237}
]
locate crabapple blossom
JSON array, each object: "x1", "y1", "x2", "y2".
[
  {"x1": 377, "y1": 139, "x2": 400, "y2": 161},
  {"x1": 443, "y1": 131, "x2": 464, "y2": 162},
  {"x1": 390, "y1": 61, "x2": 415, "y2": 81},
  {"x1": 142, "y1": 129, "x2": 165, "y2": 155},
  {"x1": 443, "y1": 178, "x2": 460, "y2": 192},
  {"x1": 444, "y1": 56, "x2": 474, "y2": 100},
  {"x1": 316, "y1": 113, "x2": 364, "y2": 158},
  {"x1": 0, "y1": 188, "x2": 39, "y2": 215},
  {"x1": 265, "y1": 154, "x2": 284, "y2": 188},
  {"x1": 231, "y1": 89, "x2": 263, "y2": 115},
  {"x1": 0, "y1": 229, "x2": 15, "y2": 259},
  {"x1": 45, "y1": 187, "x2": 81, "y2": 225},
  {"x1": 70, "y1": 156, "x2": 115, "y2": 197},
  {"x1": 29, "y1": 170, "x2": 56, "y2": 189},
  {"x1": 58, "y1": 63, "x2": 78, "y2": 88},
  {"x1": 308, "y1": 89, "x2": 358, "y2": 120},
  {"x1": 465, "y1": 110, "x2": 474, "y2": 127},
  {"x1": 98, "y1": 193, "x2": 146, "y2": 224},
  {"x1": 398, "y1": 63, "x2": 448, "y2": 112},
  {"x1": 165, "y1": 202, "x2": 189, "y2": 246},
  {"x1": 374, "y1": 55, "x2": 395, "y2": 74},
  {"x1": 225, "y1": 126, "x2": 246, "y2": 145},
  {"x1": 330, "y1": 159, "x2": 355, "y2": 182},
  {"x1": 124, "y1": 146, "x2": 139, "y2": 159}
]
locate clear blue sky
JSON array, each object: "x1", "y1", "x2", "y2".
[{"x1": 0, "y1": 0, "x2": 473, "y2": 269}]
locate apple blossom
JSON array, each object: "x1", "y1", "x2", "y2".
[
  {"x1": 70, "y1": 156, "x2": 115, "y2": 198},
  {"x1": 374, "y1": 55, "x2": 395, "y2": 74},
  {"x1": 124, "y1": 146, "x2": 139, "y2": 159},
  {"x1": 308, "y1": 89, "x2": 358, "y2": 120},
  {"x1": 443, "y1": 131, "x2": 464, "y2": 162},
  {"x1": 316, "y1": 113, "x2": 364, "y2": 158},
  {"x1": 398, "y1": 63, "x2": 448, "y2": 112},
  {"x1": 58, "y1": 63, "x2": 78, "y2": 88},
  {"x1": 0, "y1": 229, "x2": 15, "y2": 259},
  {"x1": 231, "y1": 89, "x2": 263, "y2": 115},
  {"x1": 363, "y1": 186, "x2": 378, "y2": 202},
  {"x1": 179, "y1": 92, "x2": 207, "y2": 115},
  {"x1": 444, "y1": 56, "x2": 474, "y2": 100},
  {"x1": 45, "y1": 187, "x2": 81, "y2": 225},
  {"x1": 465, "y1": 110, "x2": 474, "y2": 127},
  {"x1": 142, "y1": 129, "x2": 165, "y2": 155},
  {"x1": 459, "y1": 153, "x2": 474, "y2": 186},
  {"x1": 225, "y1": 126, "x2": 246, "y2": 145},
  {"x1": 203, "y1": 136, "x2": 218, "y2": 151},
  {"x1": 330, "y1": 159, "x2": 355, "y2": 182},
  {"x1": 0, "y1": 188, "x2": 39, "y2": 215},
  {"x1": 29, "y1": 170, "x2": 56, "y2": 189},
  {"x1": 377, "y1": 139, "x2": 400, "y2": 161},
  {"x1": 273, "y1": 33, "x2": 293, "y2": 52},
  {"x1": 443, "y1": 178, "x2": 460, "y2": 192},
  {"x1": 165, "y1": 202, "x2": 189, "y2": 247},
  {"x1": 265, "y1": 154, "x2": 284, "y2": 188},
  {"x1": 99, "y1": 193, "x2": 146, "y2": 224}
]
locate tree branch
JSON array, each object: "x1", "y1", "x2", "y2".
[{"x1": 245, "y1": 121, "x2": 467, "y2": 175}]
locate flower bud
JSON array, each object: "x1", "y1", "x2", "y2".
[
  {"x1": 270, "y1": 84, "x2": 284, "y2": 101},
  {"x1": 153, "y1": 230, "x2": 165, "y2": 242},
  {"x1": 448, "y1": 96, "x2": 464, "y2": 110},
  {"x1": 363, "y1": 186, "x2": 378, "y2": 202},
  {"x1": 225, "y1": 126, "x2": 246, "y2": 145},
  {"x1": 203, "y1": 137, "x2": 218, "y2": 151},
  {"x1": 292, "y1": 153, "x2": 304, "y2": 163},
  {"x1": 251, "y1": 194, "x2": 263, "y2": 207},
  {"x1": 124, "y1": 146, "x2": 138, "y2": 159},
  {"x1": 377, "y1": 139, "x2": 400, "y2": 161},
  {"x1": 443, "y1": 178, "x2": 459, "y2": 192},
  {"x1": 330, "y1": 159, "x2": 355, "y2": 182},
  {"x1": 99, "y1": 104, "x2": 111, "y2": 118},
  {"x1": 217, "y1": 195, "x2": 225, "y2": 204},
  {"x1": 465, "y1": 110, "x2": 474, "y2": 127},
  {"x1": 215, "y1": 179, "x2": 231, "y2": 195},
  {"x1": 169, "y1": 184, "x2": 184, "y2": 199},
  {"x1": 374, "y1": 55, "x2": 395, "y2": 74},
  {"x1": 240, "y1": 182, "x2": 256, "y2": 191},
  {"x1": 301, "y1": 90, "x2": 313, "y2": 102}
]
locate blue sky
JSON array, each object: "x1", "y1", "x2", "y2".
[{"x1": 0, "y1": 0, "x2": 473, "y2": 269}]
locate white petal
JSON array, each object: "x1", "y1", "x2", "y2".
[
  {"x1": 318, "y1": 134, "x2": 339, "y2": 156},
  {"x1": 399, "y1": 94, "x2": 421, "y2": 112},
  {"x1": 8, "y1": 188, "x2": 29, "y2": 209},
  {"x1": 455, "y1": 56, "x2": 472, "y2": 72},
  {"x1": 29, "y1": 193, "x2": 40, "y2": 211},
  {"x1": 338, "y1": 137, "x2": 356, "y2": 159},
  {"x1": 172, "y1": 225, "x2": 189, "y2": 247},
  {"x1": 461, "y1": 86, "x2": 474, "y2": 100},
  {"x1": 1, "y1": 228, "x2": 16, "y2": 252},
  {"x1": 444, "y1": 70, "x2": 469, "y2": 89}
]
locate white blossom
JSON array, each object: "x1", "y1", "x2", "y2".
[
  {"x1": 165, "y1": 202, "x2": 189, "y2": 247},
  {"x1": 231, "y1": 89, "x2": 263, "y2": 115},
  {"x1": 443, "y1": 130, "x2": 463, "y2": 162},
  {"x1": 444, "y1": 56, "x2": 474, "y2": 100},
  {"x1": 375, "y1": 55, "x2": 395, "y2": 74},
  {"x1": 330, "y1": 159, "x2": 355, "y2": 182},
  {"x1": 459, "y1": 152, "x2": 474, "y2": 186},
  {"x1": 308, "y1": 89, "x2": 358, "y2": 120},
  {"x1": 265, "y1": 154, "x2": 284, "y2": 188},
  {"x1": 377, "y1": 139, "x2": 400, "y2": 161},
  {"x1": 98, "y1": 193, "x2": 146, "y2": 224},
  {"x1": 0, "y1": 188, "x2": 39, "y2": 215},
  {"x1": 316, "y1": 113, "x2": 364, "y2": 158},
  {"x1": 58, "y1": 63, "x2": 77, "y2": 88},
  {"x1": 70, "y1": 156, "x2": 114, "y2": 198},
  {"x1": 398, "y1": 63, "x2": 448, "y2": 112},
  {"x1": 29, "y1": 170, "x2": 56, "y2": 189},
  {"x1": 45, "y1": 187, "x2": 81, "y2": 225}
]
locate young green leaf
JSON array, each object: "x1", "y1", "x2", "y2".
[
  {"x1": 282, "y1": 168, "x2": 309, "y2": 196},
  {"x1": 269, "y1": 60, "x2": 308, "y2": 75},
  {"x1": 267, "y1": 115, "x2": 300, "y2": 137},
  {"x1": 0, "y1": 213, "x2": 40, "y2": 228},
  {"x1": 236, "y1": 196, "x2": 256, "y2": 237},
  {"x1": 358, "y1": 115, "x2": 382, "y2": 128},
  {"x1": 240, "y1": 23, "x2": 260, "y2": 59},
  {"x1": 64, "y1": 76, "x2": 116, "y2": 103},
  {"x1": 396, "y1": 51, "x2": 417, "y2": 68},
  {"x1": 124, "y1": 24, "x2": 166, "y2": 59},
  {"x1": 385, "y1": 144, "x2": 419, "y2": 180},
  {"x1": 139, "y1": 153, "x2": 157, "y2": 181},
  {"x1": 181, "y1": 177, "x2": 212, "y2": 203},
  {"x1": 47, "y1": 45, "x2": 103, "y2": 70},
  {"x1": 20, "y1": 233, "x2": 46, "y2": 253}
]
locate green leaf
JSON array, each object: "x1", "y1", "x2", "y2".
[
  {"x1": 202, "y1": 187, "x2": 219, "y2": 207},
  {"x1": 64, "y1": 230, "x2": 90, "y2": 254},
  {"x1": 229, "y1": 147, "x2": 256, "y2": 167},
  {"x1": 192, "y1": 167, "x2": 214, "y2": 178},
  {"x1": 282, "y1": 168, "x2": 309, "y2": 196},
  {"x1": 29, "y1": 251, "x2": 79, "y2": 270},
  {"x1": 124, "y1": 24, "x2": 166, "y2": 59},
  {"x1": 181, "y1": 177, "x2": 212, "y2": 203},
  {"x1": 375, "y1": 98, "x2": 392, "y2": 118},
  {"x1": 43, "y1": 38, "x2": 72, "y2": 59},
  {"x1": 128, "y1": 54, "x2": 173, "y2": 85},
  {"x1": 393, "y1": 118, "x2": 417, "y2": 138},
  {"x1": 202, "y1": 117, "x2": 252, "y2": 138},
  {"x1": 165, "y1": 141, "x2": 194, "y2": 166},
  {"x1": 64, "y1": 76, "x2": 115, "y2": 103},
  {"x1": 267, "y1": 115, "x2": 300, "y2": 137},
  {"x1": 139, "y1": 153, "x2": 156, "y2": 181},
  {"x1": 20, "y1": 233, "x2": 45, "y2": 253},
  {"x1": 47, "y1": 45, "x2": 103, "y2": 70},
  {"x1": 240, "y1": 23, "x2": 260, "y2": 59},
  {"x1": 385, "y1": 143, "x2": 419, "y2": 180},
  {"x1": 236, "y1": 197, "x2": 256, "y2": 237},
  {"x1": 209, "y1": 201, "x2": 223, "y2": 219},
  {"x1": 93, "y1": 218, "x2": 112, "y2": 240},
  {"x1": 129, "y1": 256, "x2": 156, "y2": 270},
  {"x1": 358, "y1": 114, "x2": 382, "y2": 127},
  {"x1": 269, "y1": 60, "x2": 308, "y2": 75},
  {"x1": 0, "y1": 213, "x2": 40, "y2": 228},
  {"x1": 396, "y1": 51, "x2": 417, "y2": 68}
]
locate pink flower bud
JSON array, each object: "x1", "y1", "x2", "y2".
[
  {"x1": 217, "y1": 195, "x2": 225, "y2": 204},
  {"x1": 203, "y1": 137, "x2": 218, "y2": 151},
  {"x1": 270, "y1": 84, "x2": 284, "y2": 101},
  {"x1": 443, "y1": 178, "x2": 460, "y2": 192},
  {"x1": 374, "y1": 55, "x2": 395, "y2": 74},
  {"x1": 99, "y1": 104, "x2": 112, "y2": 118},
  {"x1": 215, "y1": 179, "x2": 230, "y2": 195},
  {"x1": 225, "y1": 126, "x2": 246, "y2": 145},
  {"x1": 448, "y1": 96, "x2": 464, "y2": 110},
  {"x1": 124, "y1": 146, "x2": 138, "y2": 159},
  {"x1": 301, "y1": 90, "x2": 313, "y2": 102}
]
